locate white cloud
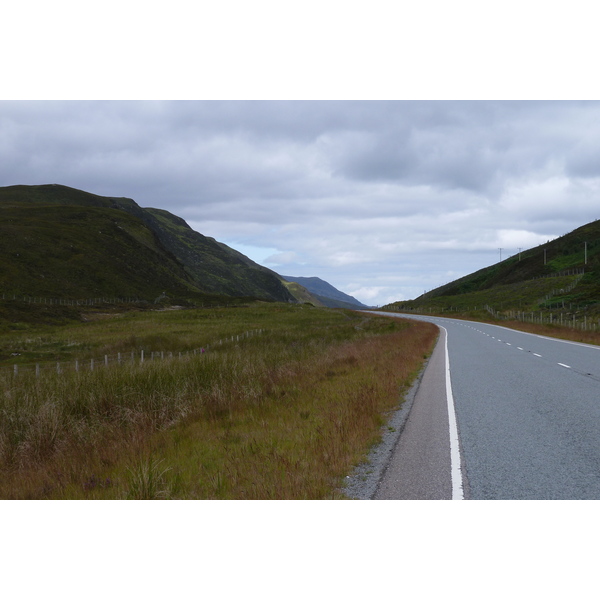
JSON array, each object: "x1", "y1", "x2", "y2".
[
  {"x1": 264, "y1": 251, "x2": 302, "y2": 266},
  {"x1": 495, "y1": 229, "x2": 556, "y2": 250},
  {"x1": 345, "y1": 286, "x2": 386, "y2": 302}
]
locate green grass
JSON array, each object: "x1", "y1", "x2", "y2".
[
  {"x1": 0, "y1": 303, "x2": 438, "y2": 499},
  {"x1": 0, "y1": 202, "x2": 196, "y2": 300}
]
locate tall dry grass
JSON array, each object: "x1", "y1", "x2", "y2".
[{"x1": 0, "y1": 305, "x2": 438, "y2": 499}]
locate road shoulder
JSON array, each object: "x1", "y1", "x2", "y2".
[{"x1": 342, "y1": 331, "x2": 443, "y2": 499}]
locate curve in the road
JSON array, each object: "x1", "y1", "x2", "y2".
[{"x1": 373, "y1": 311, "x2": 600, "y2": 500}]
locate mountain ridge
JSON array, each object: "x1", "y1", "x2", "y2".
[{"x1": 0, "y1": 184, "x2": 296, "y2": 304}]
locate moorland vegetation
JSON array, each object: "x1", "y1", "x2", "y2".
[
  {"x1": 0, "y1": 302, "x2": 437, "y2": 499},
  {"x1": 0, "y1": 183, "x2": 417, "y2": 499}
]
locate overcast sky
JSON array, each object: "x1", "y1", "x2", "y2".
[
  {"x1": 3, "y1": 2, "x2": 600, "y2": 306},
  {"x1": 2, "y1": 100, "x2": 600, "y2": 305}
]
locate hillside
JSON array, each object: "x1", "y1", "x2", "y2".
[
  {"x1": 282, "y1": 276, "x2": 369, "y2": 309},
  {"x1": 0, "y1": 184, "x2": 295, "y2": 304},
  {"x1": 143, "y1": 208, "x2": 295, "y2": 301},
  {"x1": 278, "y1": 281, "x2": 325, "y2": 306},
  {"x1": 385, "y1": 219, "x2": 600, "y2": 317}
]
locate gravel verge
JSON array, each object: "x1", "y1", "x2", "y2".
[{"x1": 341, "y1": 359, "x2": 430, "y2": 499}]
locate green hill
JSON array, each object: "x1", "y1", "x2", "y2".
[
  {"x1": 0, "y1": 184, "x2": 296, "y2": 305},
  {"x1": 385, "y1": 219, "x2": 600, "y2": 317}
]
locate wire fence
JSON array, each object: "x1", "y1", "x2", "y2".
[
  {"x1": 484, "y1": 305, "x2": 600, "y2": 331},
  {"x1": 1, "y1": 293, "x2": 256, "y2": 310},
  {"x1": 537, "y1": 273, "x2": 585, "y2": 306},
  {"x1": 531, "y1": 267, "x2": 586, "y2": 280},
  {"x1": 383, "y1": 304, "x2": 600, "y2": 333},
  {"x1": 3, "y1": 329, "x2": 265, "y2": 379},
  {"x1": 1, "y1": 294, "x2": 145, "y2": 306}
]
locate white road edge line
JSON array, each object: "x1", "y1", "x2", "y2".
[{"x1": 440, "y1": 326, "x2": 464, "y2": 500}]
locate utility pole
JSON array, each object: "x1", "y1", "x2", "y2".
[
  {"x1": 585, "y1": 241, "x2": 588, "y2": 265},
  {"x1": 518, "y1": 247, "x2": 522, "y2": 261},
  {"x1": 544, "y1": 248, "x2": 547, "y2": 265},
  {"x1": 498, "y1": 248, "x2": 503, "y2": 262}
]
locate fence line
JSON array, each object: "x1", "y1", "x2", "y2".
[
  {"x1": 531, "y1": 267, "x2": 586, "y2": 280},
  {"x1": 4, "y1": 329, "x2": 265, "y2": 379},
  {"x1": 1, "y1": 294, "x2": 145, "y2": 306},
  {"x1": 537, "y1": 273, "x2": 585, "y2": 306},
  {"x1": 499, "y1": 310, "x2": 598, "y2": 331},
  {"x1": 1, "y1": 294, "x2": 253, "y2": 310},
  {"x1": 486, "y1": 304, "x2": 599, "y2": 331},
  {"x1": 385, "y1": 304, "x2": 600, "y2": 333}
]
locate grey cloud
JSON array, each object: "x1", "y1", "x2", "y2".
[
  {"x1": 564, "y1": 138, "x2": 600, "y2": 179},
  {"x1": 325, "y1": 101, "x2": 600, "y2": 197},
  {"x1": 2, "y1": 100, "x2": 600, "y2": 306}
]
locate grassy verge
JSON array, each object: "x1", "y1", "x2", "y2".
[
  {"x1": 485, "y1": 319, "x2": 600, "y2": 346},
  {"x1": 383, "y1": 308, "x2": 600, "y2": 346},
  {"x1": 0, "y1": 304, "x2": 438, "y2": 499}
]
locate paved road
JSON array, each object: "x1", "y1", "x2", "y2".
[
  {"x1": 374, "y1": 312, "x2": 600, "y2": 500},
  {"x1": 374, "y1": 326, "x2": 462, "y2": 499}
]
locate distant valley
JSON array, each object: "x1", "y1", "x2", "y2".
[{"x1": 282, "y1": 275, "x2": 369, "y2": 309}]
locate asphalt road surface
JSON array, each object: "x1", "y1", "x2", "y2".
[{"x1": 373, "y1": 312, "x2": 600, "y2": 500}]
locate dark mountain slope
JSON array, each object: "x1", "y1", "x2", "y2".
[
  {"x1": 0, "y1": 184, "x2": 295, "y2": 303},
  {"x1": 144, "y1": 208, "x2": 295, "y2": 301},
  {"x1": 0, "y1": 201, "x2": 195, "y2": 299}
]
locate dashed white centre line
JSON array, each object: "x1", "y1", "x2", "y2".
[
  {"x1": 533, "y1": 353, "x2": 542, "y2": 357},
  {"x1": 558, "y1": 363, "x2": 571, "y2": 369},
  {"x1": 517, "y1": 347, "x2": 523, "y2": 350}
]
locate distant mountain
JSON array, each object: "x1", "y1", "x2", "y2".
[
  {"x1": 282, "y1": 276, "x2": 369, "y2": 309},
  {"x1": 0, "y1": 184, "x2": 296, "y2": 304}
]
